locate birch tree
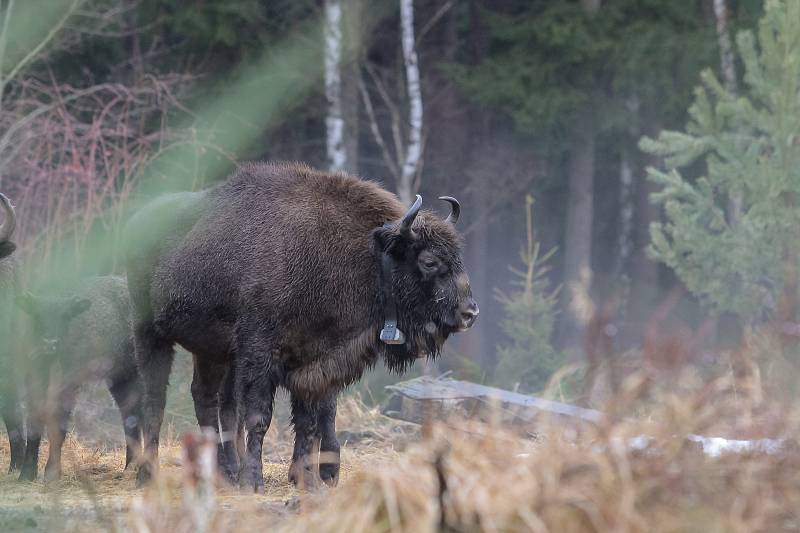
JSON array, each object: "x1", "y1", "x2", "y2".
[
  {"x1": 324, "y1": 0, "x2": 346, "y2": 172},
  {"x1": 359, "y1": 0, "x2": 425, "y2": 204},
  {"x1": 397, "y1": 0, "x2": 423, "y2": 205}
]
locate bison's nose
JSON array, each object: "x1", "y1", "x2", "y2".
[{"x1": 458, "y1": 300, "x2": 479, "y2": 330}]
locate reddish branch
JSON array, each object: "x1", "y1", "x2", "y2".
[{"x1": 0, "y1": 73, "x2": 190, "y2": 269}]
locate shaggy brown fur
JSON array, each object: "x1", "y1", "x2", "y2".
[
  {"x1": 125, "y1": 161, "x2": 477, "y2": 491},
  {"x1": 0, "y1": 194, "x2": 23, "y2": 474},
  {"x1": 17, "y1": 276, "x2": 143, "y2": 481}
]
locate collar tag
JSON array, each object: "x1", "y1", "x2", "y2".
[{"x1": 380, "y1": 320, "x2": 405, "y2": 344}]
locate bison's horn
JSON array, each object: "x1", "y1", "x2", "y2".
[
  {"x1": 438, "y1": 196, "x2": 460, "y2": 225},
  {"x1": 0, "y1": 193, "x2": 16, "y2": 243},
  {"x1": 400, "y1": 194, "x2": 422, "y2": 236}
]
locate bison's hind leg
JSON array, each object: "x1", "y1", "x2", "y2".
[
  {"x1": 190, "y1": 356, "x2": 239, "y2": 484},
  {"x1": 134, "y1": 321, "x2": 175, "y2": 487},
  {"x1": 218, "y1": 363, "x2": 240, "y2": 483},
  {"x1": 109, "y1": 369, "x2": 144, "y2": 471},
  {"x1": 234, "y1": 328, "x2": 278, "y2": 494}
]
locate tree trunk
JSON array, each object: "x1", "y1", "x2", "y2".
[
  {"x1": 324, "y1": 0, "x2": 346, "y2": 171},
  {"x1": 424, "y1": 0, "x2": 466, "y2": 190},
  {"x1": 126, "y1": 0, "x2": 143, "y2": 82},
  {"x1": 713, "y1": 0, "x2": 737, "y2": 93},
  {"x1": 559, "y1": 127, "x2": 596, "y2": 351},
  {"x1": 626, "y1": 146, "x2": 660, "y2": 343},
  {"x1": 713, "y1": 0, "x2": 742, "y2": 223},
  {"x1": 340, "y1": 0, "x2": 362, "y2": 174},
  {"x1": 616, "y1": 150, "x2": 634, "y2": 282},
  {"x1": 778, "y1": 191, "x2": 798, "y2": 350},
  {"x1": 462, "y1": 0, "x2": 490, "y2": 368},
  {"x1": 398, "y1": 0, "x2": 423, "y2": 205},
  {"x1": 557, "y1": 0, "x2": 601, "y2": 353}
]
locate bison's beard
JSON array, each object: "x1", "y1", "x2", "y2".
[{"x1": 381, "y1": 316, "x2": 450, "y2": 375}]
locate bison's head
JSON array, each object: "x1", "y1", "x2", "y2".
[
  {"x1": 17, "y1": 293, "x2": 92, "y2": 356},
  {"x1": 374, "y1": 195, "x2": 479, "y2": 369}
]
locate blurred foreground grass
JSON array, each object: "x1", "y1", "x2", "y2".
[
  {"x1": 0, "y1": 397, "x2": 413, "y2": 532},
  {"x1": 1, "y1": 361, "x2": 800, "y2": 532}
]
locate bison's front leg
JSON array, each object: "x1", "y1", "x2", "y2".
[
  {"x1": 43, "y1": 385, "x2": 79, "y2": 482},
  {"x1": 236, "y1": 336, "x2": 277, "y2": 493},
  {"x1": 288, "y1": 395, "x2": 340, "y2": 488},
  {"x1": 288, "y1": 395, "x2": 319, "y2": 489},
  {"x1": 19, "y1": 366, "x2": 48, "y2": 482},
  {"x1": 317, "y1": 395, "x2": 340, "y2": 486}
]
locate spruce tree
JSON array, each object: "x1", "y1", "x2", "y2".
[
  {"x1": 640, "y1": 0, "x2": 800, "y2": 322},
  {"x1": 494, "y1": 197, "x2": 562, "y2": 392}
]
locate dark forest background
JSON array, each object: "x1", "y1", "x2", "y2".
[{"x1": 1, "y1": 0, "x2": 780, "y2": 403}]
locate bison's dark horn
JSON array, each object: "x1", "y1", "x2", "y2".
[
  {"x1": 0, "y1": 193, "x2": 16, "y2": 243},
  {"x1": 438, "y1": 196, "x2": 460, "y2": 225},
  {"x1": 400, "y1": 194, "x2": 422, "y2": 234}
]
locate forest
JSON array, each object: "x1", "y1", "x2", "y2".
[
  {"x1": 4, "y1": 0, "x2": 800, "y2": 531},
  {"x1": 0, "y1": 0, "x2": 776, "y2": 392}
]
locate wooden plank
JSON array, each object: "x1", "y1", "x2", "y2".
[{"x1": 385, "y1": 376, "x2": 603, "y2": 424}]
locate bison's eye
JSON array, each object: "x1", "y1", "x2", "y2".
[{"x1": 418, "y1": 254, "x2": 441, "y2": 275}]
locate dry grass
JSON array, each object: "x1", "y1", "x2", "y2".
[
  {"x1": 1, "y1": 370, "x2": 800, "y2": 532},
  {"x1": 281, "y1": 369, "x2": 800, "y2": 533},
  {"x1": 0, "y1": 396, "x2": 412, "y2": 532}
]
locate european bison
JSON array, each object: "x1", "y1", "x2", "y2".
[
  {"x1": 125, "y1": 162, "x2": 478, "y2": 490},
  {"x1": 16, "y1": 276, "x2": 143, "y2": 481},
  {"x1": 0, "y1": 193, "x2": 24, "y2": 473}
]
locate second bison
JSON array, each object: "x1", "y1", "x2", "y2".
[{"x1": 125, "y1": 162, "x2": 478, "y2": 490}]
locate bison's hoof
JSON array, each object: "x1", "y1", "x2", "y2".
[
  {"x1": 136, "y1": 464, "x2": 153, "y2": 488},
  {"x1": 319, "y1": 462, "x2": 340, "y2": 487},
  {"x1": 42, "y1": 466, "x2": 61, "y2": 483},
  {"x1": 288, "y1": 459, "x2": 319, "y2": 490},
  {"x1": 220, "y1": 465, "x2": 239, "y2": 486},
  {"x1": 17, "y1": 469, "x2": 36, "y2": 482},
  {"x1": 239, "y1": 469, "x2": 264, "y2": 494}
]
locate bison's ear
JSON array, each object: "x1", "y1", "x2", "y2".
[{"x1": 373, "y1": 224, "x2": 410, "y2": 259}]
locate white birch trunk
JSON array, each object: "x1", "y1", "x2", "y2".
[
  {"x1": 398, "y1": 0, "x2": 423, "y2": 205},
  {"x1": 324, "y1": 0, "x2": 346, "y2": 171}
]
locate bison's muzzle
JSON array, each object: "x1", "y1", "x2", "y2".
[{"x1": 457, "y1": 299, "x2": 480, "y2": 331}]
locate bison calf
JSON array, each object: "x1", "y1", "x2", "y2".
[{"x1": 16, "y1": 276, "x2": 143, "y2": 481}]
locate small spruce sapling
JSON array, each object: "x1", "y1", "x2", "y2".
[{"x1": 494, "y1": 196, "x2": 562, "y2": 393}]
